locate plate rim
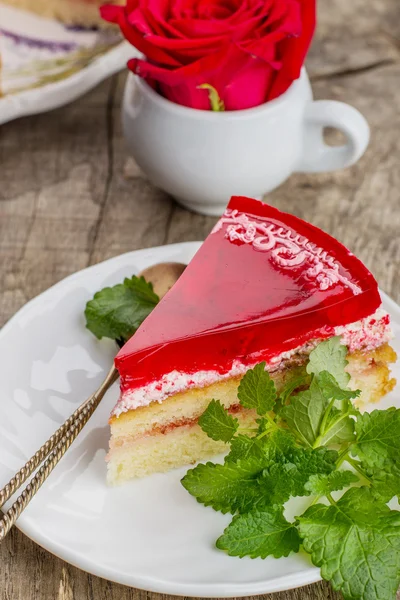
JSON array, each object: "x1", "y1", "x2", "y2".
[
  {"x1": 0, "y1": 8, "x2": 135, "y2": 126},
  {"x1": 1, "y1": 241, "x2": 399, "y2": 596}
]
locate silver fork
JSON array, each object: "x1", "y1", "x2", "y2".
[{"x1": 0, "y1": 364, "x2": 118, "y2": 542}]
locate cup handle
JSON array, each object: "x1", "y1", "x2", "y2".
[{"x1": 296, "y1": 100, "x2": 370, "y2": 173}]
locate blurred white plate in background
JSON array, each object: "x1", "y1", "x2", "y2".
[{"x1": 0, "y1": 4, "x2": 135, "y2": 124}]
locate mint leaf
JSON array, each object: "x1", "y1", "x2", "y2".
[
  {"x1": 226, "y1": 430, "x2": 296, "y2": 465},
  {"x1": 282, "y1": 378, "x2": 328, "y2": 447},
  {"x1": 277, "y1": 373, "x2": 310, "y2": 410},
  {"x1": 284, "y1": 446, "x2": 338, "y2": 497},
  {"x1": 258, "y1": 463, "x2": 295, "y2": 506},
  {"x1": 227, "y1": 435, "x2": 336, "y2": 502},
  {"x1": 227, "y1": 435, "x2": 266, "y2": 463},
  {"x1": 282, "y1": 370, "x2": 358, "y2": 449},
  {"x1": 316, "y1": 371, "x2": 360, "y2": 402},
  {"x1": 85, "y1": 276, "x2": 159, "y2": 342},
  {"x1": 198, "y1": 400, "x2": 239, "y2": 443},
  {"x1": 181, "y1": 459, "x2": 265, "y2": 514},
  {"x1": 238, "y1": 363, "x2": 277, "y2": 416},
  {"x1": 353, "y1": 408, "x2": 400, "y2": 469},
  {"x1": 319, "y1": 407, "x2": 356, "y2": 446},
  {"x1": 216, "y1": 508, "x2": 300, "y2": 559},
  {"x1": 369, "y1": 465, "x2": 400, "y2": 503},
  {"x1": 304, "y1": 471, "x2": 359, "y2": 496},
  {"x1": 298, "y1": 487, "x2": 400, "y2": 600},
  {"x1": 307, "y1": 337, "x2": 350, "y2": 389},
  {"x1": 259, "y1": 446, "x2": 337, "y2": 502},
  {"x1": 262, "y1": 429, "x2": 297, "y2": 459}
]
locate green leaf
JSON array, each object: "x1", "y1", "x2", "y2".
[
  {"x1": 353, "y1": 408, "x2": 400, "y2": 469},
  {"x1": 184, "y1": 431, "x2": 331, "y2": 513},
  {"x1": 282, "y1": 377, "x2": 328, "y2": 447},
  {"x1": 226, "y1": 430, "x2": 296, "y2": 465},
  {"x1": 226, "y1": 435, "x2": 266, "y2": 463},
  {"x1": 284, "y1": 446, "x2": 338, "y2": 497},
  {"x1": 198, "y1": 83, "x2": 225, "y2": 111},
  {"x1": 181, "y1": 459, "x2": 265, "y2": 514},
  {"x1": 319, "y1": 407, "x2": 356, "y2": 446},
  {"x1": 367, "y1": 462, "x2": 400, "y2": 503},
  {"x1": 298, "y1": 487, "x2": 400, "y2": 600},
  {"x1": 262, "y1": 429, "x2": 297, "y2": 459},
  {"x1": 277, "y1": 373, "x2": 310, "y2": 410},
  {"x1": 216, "y1": 507, "x2": 300, "y2": 559},
  {"x1": 307, "y1": 337, "x2": 350, "y2": 389},
  {"x1": 304, "y1": 471, "x2": 359, "y2": 496},
  {"x1": 256, "y1": 417, "x2": 271, "y2": 435},
  {"x1": 257, "y1": 463, "x2": 295, "y2": 506},
  {"x1": 238, "y1": 363, "x2": 277, "y2": 416},
  {"x1": 85, "y1": 276, "x2": 159, "y2": 342},
  {"x1": 198, "y1": 400, "x2": 239, "y2": 442},
  {"x1": 228, "y1": 433, "x2": 336, "y2": 502},
  {"x1": 316, "y1": 371, "x2": 360, "y2": 402}
]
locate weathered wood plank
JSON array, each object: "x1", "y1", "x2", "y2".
[{"x1": 0, "y1": 78, "x2": 113, "y2": 324}]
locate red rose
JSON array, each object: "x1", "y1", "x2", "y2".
[{"x1": 101, "y1": 0, "x2": 315, "y2": 110}]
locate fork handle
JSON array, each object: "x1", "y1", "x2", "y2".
[
  {"x1": 0, "y1": 365, "x2": 118, "y2": 509},
  {"x1": 0, "y1": 365, "x2": 118, "y2": 542}
]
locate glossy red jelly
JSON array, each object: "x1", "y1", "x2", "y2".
[{"x1": 116, "y1": 197, "x2": 381, "y2": 391}]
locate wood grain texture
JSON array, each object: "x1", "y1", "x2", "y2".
[{"x1": 1, "y1": 0, "x2": 400, "y2": 598}]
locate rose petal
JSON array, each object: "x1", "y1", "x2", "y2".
[
  {"x1": 268, "y1": 0, "x2": 315, "y2": 99},
  {"x1": 170, "y1": 9, "x2": 264, "y2": 39},
  {"x1": 128, "y1": 7, "x2": 153, "y2": 34},
  {"x1": 224, "y1": 59, "x2": 275, "y2": 109},
  {"x1": 144, "y1": 0, "x2": 187, "y2": 39},
  {"x1": 100, "y1": 4, "x2": 123, "y2": 23},
  {"x1": 242, "y1": 30, "x2": 286, "y2": 62},
  {"x1": 143, "y1": 32, "x2": 227, "y2": 50},
  {"x1": 108, "y1": 4, "x2": 182, "y2": 66}
]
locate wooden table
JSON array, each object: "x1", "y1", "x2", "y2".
[{"x1": 1, "y1": 0, "x2": 400, "y2": 598}]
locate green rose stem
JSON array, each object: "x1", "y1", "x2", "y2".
[{"x1": 198, "y1": 84, "x2": 225, "y2": 111}]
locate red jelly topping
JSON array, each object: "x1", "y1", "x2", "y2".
[{"x1": 116, "y1": 197, "x2": 381, "y2": 392}]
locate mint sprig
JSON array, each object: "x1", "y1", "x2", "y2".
[
  {"x1": 181, "y1": 337, "x2": 400, "y2": 600},
  {"x1": 84, "y1": 275, "x2": 159, "y2": 344}
]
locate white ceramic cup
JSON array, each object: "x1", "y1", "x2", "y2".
[{"x1": 122, "y1": 68, "x2": 370, "y2": 216}]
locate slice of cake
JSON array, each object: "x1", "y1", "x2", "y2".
[{"x1": 107, "y1": 196, "x2": 396, "y2": 485}]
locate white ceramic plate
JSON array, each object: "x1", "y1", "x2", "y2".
[
  {"x1": 0, "y1": 241, "x2": 399, "y2": 596},
  {"x1": 0, "y1": 4, "x2": 135, "y2": 125}
]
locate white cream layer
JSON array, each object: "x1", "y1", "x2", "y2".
[{"x1": 112, "y1": 308, "x2": 392, "y2": 418}]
